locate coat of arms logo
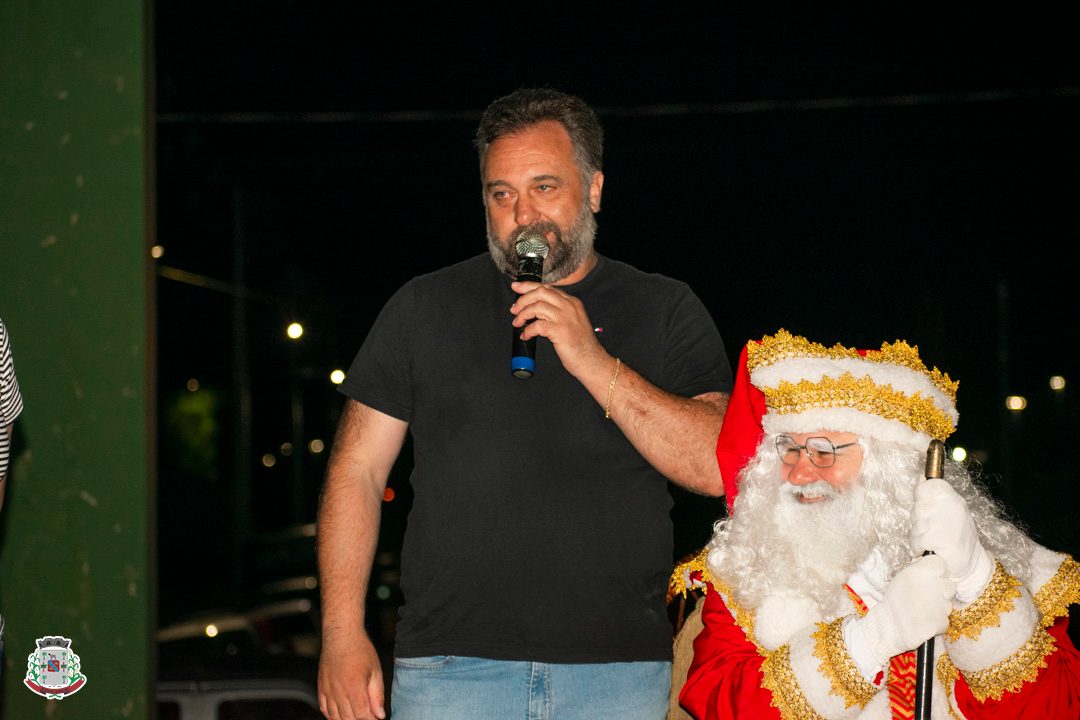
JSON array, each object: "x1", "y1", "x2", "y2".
[{"x1": 24, "y1": 636, "x2": 88, "y2": 699}]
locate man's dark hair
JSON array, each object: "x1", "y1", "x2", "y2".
[{"x1": 475, "y1": 87, "x2": 603, "y2": 179}]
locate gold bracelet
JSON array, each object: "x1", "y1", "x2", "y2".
[{"x1": 604, "y1": 357, "x2": 622, "y2": 419}]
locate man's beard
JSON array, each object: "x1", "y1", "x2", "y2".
[{"x1": 487, "y1": 201, "x2": 597, "y2": 284}]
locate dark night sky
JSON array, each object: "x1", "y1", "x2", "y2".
[{"x1": 151, "y1": 4, "x2": 1080, "y2": 620}]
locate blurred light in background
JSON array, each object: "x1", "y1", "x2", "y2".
[
  {"x1": 1050, "y1": 375, "x2": 1065, "y2": 391},
  {"x1": 150, "y1": 244, "x2": 165, "y2": 258},
  {"x1": 186, "y1": 377, "x2": 199, "y2": 392},
  {"x1": 308, "y1": 438, "x2": 325, "y2": 454},
  {"x1": 1005, "y1": 395, "x2": 1027, "y2": 411},
  {"x1": 330, "y1": 369, "x2": 345, "y2": 384},
  {"x1": 951, "y1": 446, "x2": 967, "y2": 462},
  {"x1": 383, "y1": 487, "x2": 396, "y2": 502},
  {"x1": 205, "y1": 624, "x2": 219, "y2": 638},
  {"x1": 261, "y1": 453, "x2": 277, "y2": 468},
  {"x1": 286, "y1": 322, "x2": 304, "y2": 339},
  {"x1": 280, "y1": 442, "x2": 293, "y2": 456}
]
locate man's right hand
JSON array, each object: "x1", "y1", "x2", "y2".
[
  {"x1": 318, "y1": 631, "x2": 386, "y2": 720},
  {"x1": 854, "y1": 555, "x2": 955, "y2": 667},
  {"x1": 316, "y1": 401, "x2": 407, "y2": 719}
]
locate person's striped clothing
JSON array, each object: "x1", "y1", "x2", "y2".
[{"x1": 1, "y1": 318, "x2": 23, "y2": 481}]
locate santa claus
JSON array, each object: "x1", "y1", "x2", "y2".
[{"x1": 672, "y1": 329, "x2": 1080, "y2": 719}]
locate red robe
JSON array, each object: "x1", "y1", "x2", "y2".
[{"x1": 680, "y1": 581, "x2": 1080, "y2": 720}]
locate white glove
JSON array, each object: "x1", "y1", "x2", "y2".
[
  {"x1": 846, "y1": 548, "x2": 889, "y2": 608},
  {"x1": 911, "y1": 477, "x2": 995, "y2": 603},
  {"x1": 849, "y1": 555, "x2": 955, "y2": 671}
]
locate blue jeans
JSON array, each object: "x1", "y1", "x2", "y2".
[{"x1": 391, "y1": 655, "x2": 671, "y2": 720}]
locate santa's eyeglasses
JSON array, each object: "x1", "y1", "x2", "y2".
[{"x1": 774, "y1": 434, "x2": 858, "y2": 468}]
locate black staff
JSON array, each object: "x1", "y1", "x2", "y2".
[{"x1": 915, "y1": 438, "x2": 945, "y2": 720}]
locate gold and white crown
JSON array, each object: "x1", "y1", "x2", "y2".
[{"x1": 747, "y1": 329, "x2": 959, "y2": 449}]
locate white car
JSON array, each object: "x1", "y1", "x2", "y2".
[
  {"x1": 157, "y1": 597, "x2": 324, "y2": 719},
  {"x1": 157, "y1": 678, "x2": 322, "y2": 720}
]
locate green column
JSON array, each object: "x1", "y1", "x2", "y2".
[{"x1": 0, "y1": 1, "x2": 154, "y2": 717}]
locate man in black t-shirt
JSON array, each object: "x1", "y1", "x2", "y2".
[{"x1": 317, "y1": 88, "x2": 732, "y2": 720}]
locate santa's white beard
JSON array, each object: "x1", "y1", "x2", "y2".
[
  {"x1": 707, "y1": 445, "x2": 911, "y2": 614},
  {"x1": 774, "y1": 481, "x2": 875, "y2": 594},
  {"x1": 707, "y1": 437, "x2": 1035, "y2": 620}
]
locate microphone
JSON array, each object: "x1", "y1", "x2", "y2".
[{"x1": 510, "y1": 233, "x2": 549, "y2": 379}]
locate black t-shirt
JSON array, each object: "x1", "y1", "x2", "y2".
[{"x1": 341, "y1": 253, "x2": 731, "y2": 663}]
